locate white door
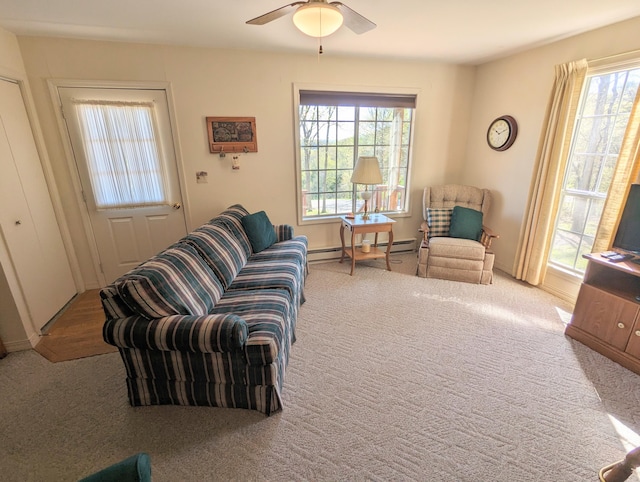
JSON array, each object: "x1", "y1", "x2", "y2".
[
  {"x1": 0, "y1": 79, "x2": 76, "y2": 331},
  {"x1": 58, "y1": 87, "x2": 187, "y2": 284}
]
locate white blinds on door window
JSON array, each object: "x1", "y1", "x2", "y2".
[{"x1": 74, "y1": 100, "x2": 168, "y2": 209}]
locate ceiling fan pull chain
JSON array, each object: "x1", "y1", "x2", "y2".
[{"x1": 318, "y1": 12, "x2": 324, "y2": 56}]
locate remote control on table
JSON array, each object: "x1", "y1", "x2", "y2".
[
  {"x1": 608, "y1": 253, "x2": 632, "y2": 262},
  {"x1": 601, "y1": 251, "x2": 618, "y2": 258}
]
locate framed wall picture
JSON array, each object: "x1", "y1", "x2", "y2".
[{"x1": 206, "y1": 116, "x2": 258, "y2": 154}]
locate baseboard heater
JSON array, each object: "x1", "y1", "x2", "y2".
[{"x1": 308, "y1": 238, "x2": 417, "y2": 263}]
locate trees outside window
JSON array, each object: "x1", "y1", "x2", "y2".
[
  {"x1": 549, "y1": 67, "x2": 640, "y2": 272},
  {"x1": 296, "y1": 90, "x2": 415, "y2": 220}
]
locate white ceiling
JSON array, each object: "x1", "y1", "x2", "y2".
[{"x1": 0, "y1": 0, "x2": 639, "y2": 64}]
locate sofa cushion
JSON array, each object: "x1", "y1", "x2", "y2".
[
  {"x1": 212, "y1": 204, "x2": 253, "y2": 255},
  {"x1": 248, "y1": 236, "x2": 308, "y2": 268},
  {"x1": 241, "y1": 211, "x2": 278, "y2": 253},
  {"x1": 184, "y1": 223, "x2": 248, "y2": 289},
  {"x1": 212, "y1": 289, "x2": 292, "y2": 366},
  {"x1": 231, "y1": 260, "x2": 301, "y2": 294},
  {"x1": 449, "y1": 206, "x2": 483, "y2": 241},
  {"x1": 427, "y1": 207, "x2": 453, "y2": 237},
  {"x1": 115, "y1": 244, "x2": 224, "y2": 319}
]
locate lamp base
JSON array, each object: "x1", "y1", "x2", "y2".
[{"x1": 361, "y1": 191, "x2": 372, "y2": 220}]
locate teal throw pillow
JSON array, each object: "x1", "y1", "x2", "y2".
[
  {"x1": 79, "y1": 452, "x2": 151, "y2": 482},
  {"x1": 449, "y1": 206, "x2": 483, "y2": 241},
  {"x1": 241, "y1": 211, "x2": 277, "y2": 253}
]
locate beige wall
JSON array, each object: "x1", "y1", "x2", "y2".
[
  {"x1": 463, "y1": 16, "x2": 640, "y2": 273},
  {"x1": 18, "y1": 37, "x2": 476, "y2": 288},
  {"x1": 0, "y1": 27, "x2": 29, "y2": 345},
  {"x1": 12, "y1": 15, "x2": 640, "y2": 291}
]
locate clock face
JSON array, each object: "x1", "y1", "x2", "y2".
[{"x1": 487, "y1": 115, "x2": 517, "y2": 151}]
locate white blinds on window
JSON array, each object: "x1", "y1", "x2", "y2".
[
  {"x1": 299, "y1": 90, "x2": 417, "y2": 108},
  {"x1": 74, "y1": 101, "x2": 167, "y2": 209}
]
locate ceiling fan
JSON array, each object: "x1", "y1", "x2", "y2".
[{"x1": 246, "y1": 0, "x2": 376, "y2": 38}]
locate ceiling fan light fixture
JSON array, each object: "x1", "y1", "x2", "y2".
[{"x1": 292, "y1": 3, "x2": 343, "y2": 38}]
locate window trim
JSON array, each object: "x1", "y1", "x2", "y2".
[
  {"x1": 547, "y1": 61, "x2": 640, "y2": 274},
  {"x1": 293, "y1": 82, "x2": 419, "y2": 225},
  {"x1": 587, "y1": 48, "x2": 640, "y2": 75}
]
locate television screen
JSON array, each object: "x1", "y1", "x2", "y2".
[{"x1": 613, "y1": 184, "x2": 640, "y2": 255}]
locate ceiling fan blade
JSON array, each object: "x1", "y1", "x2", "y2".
[
  {"x1": 331, "y1": 2, "x2": 376, "y2": 34},
  {"x1": 246, "y1": 2, "x2": 305, "y2": 25}
]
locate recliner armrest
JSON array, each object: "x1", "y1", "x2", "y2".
[
  {"x1": 480, "y1": 225, "x2": 499, "y2": 250},
  {"x1": 103, "y1": 313, "x2": 248, "y2": 353},
  {"x1": 418, "y1": 221, "x2": 430, "y2": 241}
]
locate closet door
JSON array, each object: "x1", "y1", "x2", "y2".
[{"x1": 0, "y1": 79, "x2": 76, "y2": 332}]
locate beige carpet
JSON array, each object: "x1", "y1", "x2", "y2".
[{"x1": 1, "y1": 253, "x2": 640, "y2": 481}]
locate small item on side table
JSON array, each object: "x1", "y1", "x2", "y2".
[
  {"x1": 361, "y1": 239, "x2": 371, "y2": 253},
  {"x1": 608, "y1": 253, "x2": 633, "y2": 262},
  {"x1": 601, "y1": 251, "x2": 619, "y2": 258}
]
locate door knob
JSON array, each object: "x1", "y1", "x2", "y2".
[{"x1": 172, "y1": 203, "x2": 181, "y2": 210}]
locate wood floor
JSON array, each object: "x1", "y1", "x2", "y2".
[{"x1": 34, "y1": 289, "x2": 117, "y2": 363}]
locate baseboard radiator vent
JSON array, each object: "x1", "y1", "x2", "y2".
[{"x1": 308, "y1": 238, "x2": 417, "y2": 263}]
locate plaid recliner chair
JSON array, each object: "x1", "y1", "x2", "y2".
[{"x1": 417, "y1": 185, "x2": 498, "y2": 284}]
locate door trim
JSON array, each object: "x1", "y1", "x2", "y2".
[
  {"x1": 0, "y1": 67, "x2": 81, "y2": 344},
  {"x1": 48, "y1": 79, "x2": 190, "y2": 288}
]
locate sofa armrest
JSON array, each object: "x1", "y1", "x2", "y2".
[
  {"x1": 103, "y1": 313, "x2": 248, "y2": 353},
  {"x1": 274, "y1": 224, "x2": 294, "y2": 242}
]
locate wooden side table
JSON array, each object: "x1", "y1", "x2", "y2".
[{"x1": 339, "y1": 213, "x2": 395, "y2": 275}]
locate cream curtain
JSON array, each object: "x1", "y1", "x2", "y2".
[
  {"x1": 74, "y1": 100, "x2": 167, "y2": 209},
  {"x1": 592, "y1": 86, "x2": 640, "y2": 252},
  {"x1": 514, "y1": 59, "x2": 588, "y2": 284}
]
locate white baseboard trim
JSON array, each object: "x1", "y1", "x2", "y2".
[
  {"x1": 4, "y1": 335, "x2": 37, "y2": 353},
  {"x1": 309, "y1": 238, "x2": 417, "y2": 263},
  {"x1": 542, "y1": 266, "x2": 580, "y2": 305}
]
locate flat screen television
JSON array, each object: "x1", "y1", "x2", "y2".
[{"x1": 613, "y1": 183, "x2": 640, "y2": 256}]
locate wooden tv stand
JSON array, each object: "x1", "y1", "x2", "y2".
[{"x1": 566, "y1": 253, "x2": 640, "y2": 375}]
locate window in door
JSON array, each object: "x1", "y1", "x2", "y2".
[
  {"x1": 74, "y1": 101, "x2": 168, "y2": 209},
  {"x1": 295, "y1": 89, "x2": 416, "y2": 221},
  {"x1": 548, "y1": 66, "x2": 640, "y2": 273}
]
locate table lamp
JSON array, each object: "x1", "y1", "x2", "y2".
[{"x1": 351, "y1": 156, "x2": 382, "y2": 220}]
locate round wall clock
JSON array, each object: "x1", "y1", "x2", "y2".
[{"x1": 487, "y1": 115, "x2": 518, "y2": 151}]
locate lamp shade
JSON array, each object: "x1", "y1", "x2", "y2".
[
  {"x1": 351, "y1": 156, "x2": 382, "y2": 185},
  {"x1": 292, "y1": 3, "x2": 343, "y2": 37}
]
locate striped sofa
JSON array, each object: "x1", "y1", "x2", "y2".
[{"x1": 100, "y1": 205, "x2": 308, "y2": 415}]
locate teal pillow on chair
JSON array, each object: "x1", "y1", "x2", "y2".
[
  {"x1": 449, "y1": 206, "x2": 483, "y2": 241},
  {"x1": 241, "y1": 211, "x2": 278, "y2": 253}
]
